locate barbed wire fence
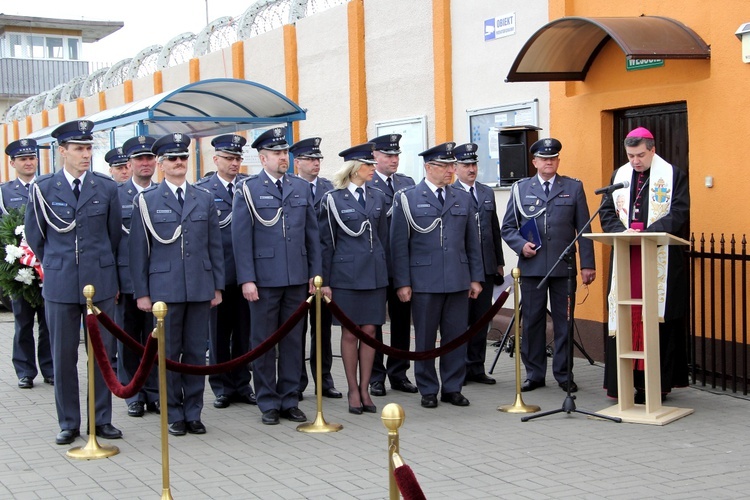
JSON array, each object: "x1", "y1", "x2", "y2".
[{"x1": 3, "y1": 0, "x2": 348, "y2": 123}]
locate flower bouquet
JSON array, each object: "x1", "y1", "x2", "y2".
[{"x1": 0, "y1": 207, "x2": 43, "y2": 307}]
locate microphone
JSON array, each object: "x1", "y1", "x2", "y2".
[{"x1": 594, "y1": 180, "x2": 629, "y2": 195}]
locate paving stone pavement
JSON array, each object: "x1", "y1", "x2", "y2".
[{"x1": 0, "y1": 308, "x2": 748, "y2": 499}]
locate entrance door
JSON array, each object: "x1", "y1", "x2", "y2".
[{"x1": 613, "y1": 102, "x2": 688, "y2": 175}]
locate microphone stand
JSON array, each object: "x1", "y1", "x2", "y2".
[{"x1": 521, "y1": 193, "x2": 621, "y2": 423}]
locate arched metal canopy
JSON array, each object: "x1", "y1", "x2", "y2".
[
  {"x1": 29, "y1": 78, "x2": 306, "y2": 144},
  {"x1": 506, "y1": 16, "x2": 710, "y2": 82}
]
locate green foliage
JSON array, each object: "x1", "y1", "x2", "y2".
[{"x1": 0, "y1": 207, "x2": 43, "y2": 307}]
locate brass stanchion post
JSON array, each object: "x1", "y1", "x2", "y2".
[
  {"x1": 381, "y1": 403, "x2": 405, "y2": 500},
  {"x1": 152, "y1": 301, "x2": 174, "y2": 500},
  {"x1": 499, "y1": 268, "x2": 541, "y2": 414},
  {"x1": 298, "y1": 276, "x2": 343, "y2": 433},
  {"x1": 67, "y1": 285, "x2": 119, "y2": 460}
]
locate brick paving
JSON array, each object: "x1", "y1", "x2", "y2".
[{"x1": 0, "y1": 308, "x2": 748, "y2": 499}]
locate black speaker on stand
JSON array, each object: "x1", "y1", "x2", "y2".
[{"x1": 498, "y1": 125, "x2": 541, "y2": 186}]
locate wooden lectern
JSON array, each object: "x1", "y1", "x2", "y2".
[{"x1": 585, "y1": 232, "x2": 693, "y2": 425}]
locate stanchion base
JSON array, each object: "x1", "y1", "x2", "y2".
[
  {"x1": 498, "y1": 394, "x2": 541, "y2": 414},
  {"x1": 161, "y1": 488, "x2": 174, "y2": 500},
  {"x1": 66, "y1": 436, "x2": 119, "y2": 460},
  {"x1": 297, "y1": 412, "x2": 343, "y2": 433},
  {"x1": 597, "y1": 404, "x2": 693, "y2": 426}
]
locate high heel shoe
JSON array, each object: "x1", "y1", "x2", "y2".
[
  {"x1": 348, "y1": 392, "x2": 363, "y2": 415},
  {"x1": 362, "y1": 404, "x2": 377, "y2": 413}
]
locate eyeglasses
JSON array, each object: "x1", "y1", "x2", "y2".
[
  {"x1": 427, "y1": 161, "x2": 456, "y2": 169},
  {"x1": 215, "y1": 154, "x2": 241, "y2": 162},
  {"x1": 165, "y1": 155, "x2": 189, "y2": 161}
]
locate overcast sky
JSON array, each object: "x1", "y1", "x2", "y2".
[{"x1": 7, "y1": 0, "x2": 254, "y2": 64}]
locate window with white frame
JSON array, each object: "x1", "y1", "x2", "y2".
[
  {"x1": 374, "y1": 116, "x2": 428, "y2": 182},
  {"x1": 2, "y1": 32, "x2": 82, "y2": 60},
  {"x1": 466, "y1": 100, "x2": 539, "y2": 186}
]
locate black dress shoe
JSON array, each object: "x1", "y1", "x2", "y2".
[
  {"x1": 146, "y1": 401, "x2": 160, "y2": 414},
  {"x1": 232, "y1": 392, "x2": 257, "y2": 405},
  {"x1": 281, "y1": 407, "x2": 307, "y2": 422},
  {"x1": 391, "y1": 379, "x2": 418, "y2": 393},
  {"x1": 43, "y1": 377, "x2": 54, "y2": 386},
  {"x1": 362, "y1": 404, "x2": 377, "y2": 413},
  {"x1": 18, "y1": 376, "x2": 33, "y2": 389},
  {"x1": 127, "y1": 401, "x2": 145, "y2": 417},
  {"x1": 55, "y1": 429, "x2": 80, "y2": 445},
  {"x1": 558, "y1": 380, "x2": 578, "y2": 393},
  {"x1": 370, "y1": 381, "x2": 386, "y2": 397},
  {"x1": 322, "y1": 387, "x2": 343, "y2": 398},
  {"x1": 95, "y1": 424, "x2": 123, "y2": 439},
  {"x1": 440, "y1": 392, "x2": 470, "y2": 406},
  {"x1": 349, "y1": 405, "x2": 363, "y2": 415},
  {"x1": 168, "y1": 421, "x2": 187, "y2": 436},
  {"x1": 262, "y1": 409, "x2": 280, "y2": 425},
  {"x1": 214, "y1": 395, "x2": 231, "y2": 409},
  {"x1": 421, "y1": 394, "x2": 438, "y2": 408},
  {"x1": 186, "y1": 420, "x2": 206, "y2": 434},
  {"x1": 521, "y1": 379, "x2": 546, "y2": 392},
  {"x1": 466, "y1": 373, "x2": 496, "y2": 385}
]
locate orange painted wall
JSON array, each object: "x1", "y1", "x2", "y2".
[{"x1": 549, "y1": 1, "x2": 750, "y2": 323}]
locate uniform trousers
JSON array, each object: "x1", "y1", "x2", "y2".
[
  {"x1": 411, "y1": 291, "x2": 468, "y2": 396},
  {"x1": 115, "y1": 293, "x2": 158, "y2": 405},
  {"x1": 249, "y1": 284, "x2": 305, "y2": 413},
  {"x1": 208, "y1": 284, "x2": 253, "y2": 398},
  {"x1": 371, "y1": 280, "x2": 412, "y2": 385},
  {"x1": 12, "y1": 297, "x2": 53, "y2": 380},
  {"x1": 45, "y1": 298, "x2": 116, "y2": 431},
  {"x1": 164, "y1": 301, "x2": 210, "y2": 423},
  {"x1": 520, "y1": 276, "x2": 573, "y2": 384},
  {"x1": 465, "y1": 274, "x2": 494, "y2": 377},
  {"x1": 299, "y1": 301, "x2": 335, "y2": 393}
]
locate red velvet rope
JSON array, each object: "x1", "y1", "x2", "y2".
[
  {"x1": 326, "y1": 288, "x2": 510, "y2": 361},
  {"x1": 393, "y1": 464, "x2": 427, "y2": 500},
  {"x1": 86, "y1": 313, "x2": 159, "y2": 399},
  {"x1": 93, "y1": 300, "x2": 311, "y2": 376}
]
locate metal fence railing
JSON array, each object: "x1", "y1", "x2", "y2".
[{"x1": 689, "y1": 233, "x2": 749, "y2": 394}]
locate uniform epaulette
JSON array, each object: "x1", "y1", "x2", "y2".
[
  {"x1": 395, "y1": 185, "x2": 415, "y2": 196},
  {"x1": 195, "y1": 175, "x2": 211, "y2": 185},
  {"x1": 33, "y1": 172, "x2": 54, "y2": 184},
  {"x1": 394, "y1": 172, "x2": 411, "y2": 179},
  {"x1": 562, "y1": 175, "x2": 582, "y2": 183},
  {"x1": 369, "y1": 185, "x2": 385, "y2": 195},
  {"x1": 142, "y1": 184, "x2": 159, "y2": 193},
  {"x1": 92, "y1": 171, "x2": 116, "y2": 182},
  {"x1": 192, "y1": 184, "x2": 211, "y2": 194}
]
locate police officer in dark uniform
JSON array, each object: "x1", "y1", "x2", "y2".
[
  {"x1": 196, "y1": 133, "x2": 256, "y2": 409},
  {"x1": 232, "y1": 127, "x2": 321, "y2": 425},
  {"x1": 24, "y1": 120, "x2": 123, "y2": 445},
  {"x1": 390, "y1": 142, "x2": 484, "y2": 409},
  {"x1": 290, "y1": 137, "x2": 341, "y2": 401},
  {"x1": 500, "y1": 138, "x2": 596, "y2": 393},
  {"x1": 365, "y1": 134, "x2": 418, "y2": 397},
  {"x1": 129, "y1": 133, "x2": 224, "y2": 436},
  {"x1": 2, "y1": 138, "x2": 53, "y2": 389},
  {"x1": 115, "y1": 135, "x2": 160, "y2": 418},
  {"x1": 106, "y1": 147, "x2": 131, "y2": 183},
  {"x1": 452, "y1": 143, "x2": 505, "y2": 384}
]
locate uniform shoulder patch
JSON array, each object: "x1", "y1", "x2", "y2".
[{"x1": 92, "y1": 171, "x2": 116, "y2": 182}]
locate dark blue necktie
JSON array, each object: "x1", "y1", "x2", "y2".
[
  {"x1": 436, "y1": 188, "x2": 444, "y2": 206},
  {"x1": 356, "y1": 187, "x2": 366, "y2": 208},
  {"x1": 543, "y1": 181, "x2": 550, "y2": 197},
  {"x1": 176, "y1": 187, "x2": 184, "y2": 207},
  {"x1": 72, "y1": 179, "x2": 80, "y2": 200}
]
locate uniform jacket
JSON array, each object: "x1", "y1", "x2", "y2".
[
  {"x1": 0, "y1": 178, "x2": 31, "y2": 212},
  {"x1": 500, "y1": 175, "x2": 594, "y2": 278},
  {"x1": 115, "y1": 179, "x2": 155, "y2": 294},
  {"x1": 232, "y1": 170, "x2": 322, "y2": 287},
  {"x1": 311, "y1": 176, "x2": 334, "y2": 215},
  {"x1": 452, "y1": 180, "x2": 505, "y2": 276},
  {"x1": 195, "y1": 173, "x2": 246, "y2": 286},
  {"x1": 390, "y1": 180, "x2": 484, "y2": 293},
  {"x1": 319, "y1": 186, "x2": 389, "y2": 290},
  {"x1": 366, "y1": 172, "x2": 415, "y2": 277},
  {"x1": 24, "y1": 170, "x2": 121, "y2": 304},
  {"x1": 129, "y1": 182, "x2": 224, "y2": 302}
]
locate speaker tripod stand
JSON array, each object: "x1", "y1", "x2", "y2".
[{"x1": 488, "y1": 301, "x2": 595, "y2": 375}]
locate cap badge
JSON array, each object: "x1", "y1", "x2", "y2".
[
  {"x1": 78, "y1": 121, "x2": 88, "y2": 132},
  {"x1": 273, "y1": 128, "x2": 283, "y2": 138},
  {"x1": 174, "y1": 133, "x2": 183, "y2": 143},
  {"x1": 544, "y1": 139, "x2": 552, "y2": 147},
  {"x1": 138, "y1": 136, "x2": 146, "y2": 144},
  {"x1": 446, "y1": 143, "x2": 453, "y2": 151},
  {"x1": 232, "y1": 135, "x2": 241, "y2": 144},
  {"x1": 20, "y1": 139, "x2": 28, "y2": 146},
  {"x1": 314, "y1": 138, "x2": 321, "y2": 146}
]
